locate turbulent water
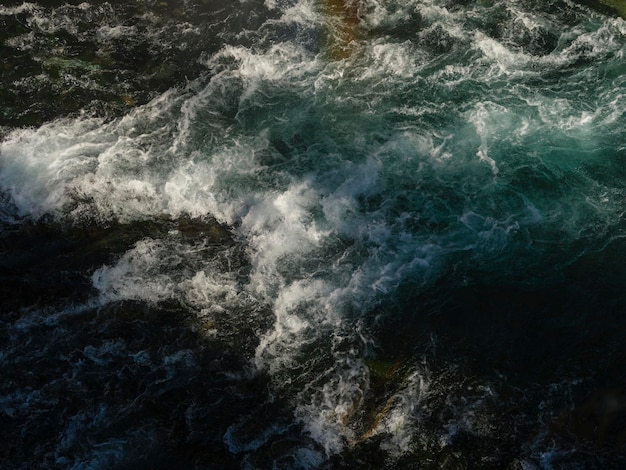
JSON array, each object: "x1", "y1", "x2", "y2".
[{"x1": 2, "y1": 0, "x2": 626, "y2": 468}]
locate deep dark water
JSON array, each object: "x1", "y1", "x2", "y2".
[
  {"x1": 364, "y1": 249, "x2": 626, "y2": 467},
  {"x1": 0, "y1": 219, "x2": 271, "y2": 468},
  {"x1": 2, "y1": 0, "x2": 626, "y2": 468}
]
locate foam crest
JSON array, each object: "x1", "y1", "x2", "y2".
[
  {"x1": 0, "y1": 90, "x2": 193, "y2": 222},
  {"x1": 215, "y1": 42, "x2": 320, "y2": 99},
  {"x1": 364, "y1": 41, "x2": 421, "y2": 78},
  {"x1": 0, "y1": 117, "x2": 113, "y2": 218},
  {"x1": 475, "y1": 33, "x2": 535, "y2": 73},
  {"x1": 562, "y1": 14, "x2": 626, "y2": 60},
  {"x1": 0, "y1": 3, "x2": 37, "y2": 15},
  {"x1": 279, "y1": 0, "x2": 320, "y2": 26},
  {"x1": 91, "y1": 239, "x2": 177, "y2": 303},
  {"x1": 91, "y1": 235, "x2": 244, "y2": 312}
]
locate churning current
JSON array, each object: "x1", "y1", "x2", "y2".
[{"x1": 1, "y1": 0, "x2": 626, "y2": 468}]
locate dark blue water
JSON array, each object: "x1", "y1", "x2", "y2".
[{"x1": 1, "y1": 0, "x2": 626, "y2": 468}]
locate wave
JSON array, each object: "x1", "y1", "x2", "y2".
[{"x1": 2, "y1": 0, "x2": 626, "y2": 467}]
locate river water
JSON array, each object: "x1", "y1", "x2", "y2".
[{"x1": 1, "y1": 0, "x2": 626, "y2": 468}]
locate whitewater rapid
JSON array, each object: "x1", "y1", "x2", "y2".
[{"x1": 2, "y1": 0, "x2": 626, "y2": 468}]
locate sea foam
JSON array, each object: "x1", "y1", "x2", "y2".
[{"x1": 2, "y1": 0, "x2": 626, "y2": 464}]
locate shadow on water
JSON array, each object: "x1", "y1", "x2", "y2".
[
  {"x1": 0, "y1": 216, "x2": 234, "y2": 311},
  {"x1": 1, "y1": 300, "x2": 262, "y2": 469},
  {"x1": 353, "y1": 237, "x2": 626, "y2": 468},
  {"x1": 0, "y1": 216, "x2": 321, "y2": 469}
]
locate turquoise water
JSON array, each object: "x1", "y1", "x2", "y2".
[{"x1": 1, "y1": 0, "x2": 626, "y2": 468}]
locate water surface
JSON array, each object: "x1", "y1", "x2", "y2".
[{"x1": 2, "y1": 0, "x2": 626, "y2": 468}]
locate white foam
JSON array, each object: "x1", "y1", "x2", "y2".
[
  {"x1": 91, "y1": 234, "x2": 248, "y2": 325},
  {"x1": 295, "y1": 355, "x2": 368, "y2": 455},
  {"x1": 466, "y1": 101, "x2": 524, "y2": 176},
  {"x1": 0, "y1": 117, "x2": 113, "y2": 218},
  {"x1": 0, "y1": 89, "x2": 194, "y2": 222},
  {"x1": 2, "y1": 0, "x2": 625, "y2": 461},
  {"x1": 364, "y1": 41, "x2": 421, "y2": 79},
  {"x1": 214, "y1": 43, "x2": 320, "y2": 99},
  {"x1": 475, "y1": 33, "x2": 532, "y2": 71},
  {"x1": 0, "y1": 2, "x2": 38, "y2": 16},
  {"x1": 92, "y1": 239, "x2": 176, "y2": 303},
  {"x1": 375, "y1": 369, "x2": 431, "y2": 456},
  {"x1": 280, "y1": 0, "x2": 320, "y2": 26},
  {"x1": 95, "y1": 24, "x2": 137, "y2": 41}
]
